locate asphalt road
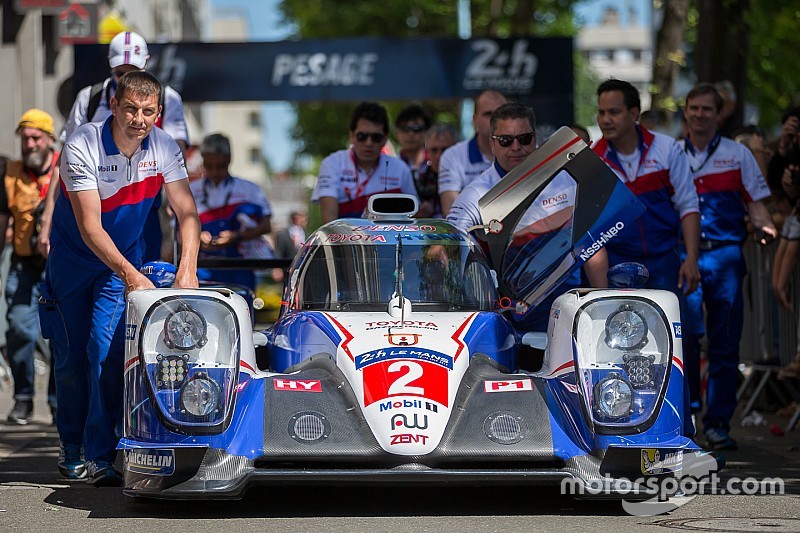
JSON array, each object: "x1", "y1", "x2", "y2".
[{"x1": 1, "y1": 374, "x2": 799, "y2": 532}]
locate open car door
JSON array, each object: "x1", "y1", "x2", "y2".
[{"x1": 477, "y1": 126, "x2": 645, "y2": 309}]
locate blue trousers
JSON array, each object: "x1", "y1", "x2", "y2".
[
  {"x1": 41, "y1": 253, "x2": 128, "y2": 464},
  {"x1": 6, "y1": 257, "x2": 56, "y2": 406},
  {"x1": 681, "y1": 244, "x2": 745, "y2": 431}
]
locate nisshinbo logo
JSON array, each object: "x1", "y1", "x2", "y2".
[{"x1": 579, "y1": 222, "x2": 625, "y2": 261}]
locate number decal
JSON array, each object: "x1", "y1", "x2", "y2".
[{"x1": 387, "y1": 361, "x2": 424, "y2": 396}]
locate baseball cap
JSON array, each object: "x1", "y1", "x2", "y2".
[
  {"x1": 108, "y1": 31, "x2": 149, "y2": 69},
  {"x1": 17, "y1": 108, "x2": 54, "y2": 137}
]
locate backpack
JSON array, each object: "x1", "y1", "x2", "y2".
[{"x1": 86, "y1": 79, "x2": 166, "y2": 124}]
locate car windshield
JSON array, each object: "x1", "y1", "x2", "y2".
[{"x1": 294, "y1": 239, "x2": 496, "y2": 312}]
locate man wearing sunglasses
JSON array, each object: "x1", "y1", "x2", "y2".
[
  {"x1": 313, "y1": 102, "x2": 417, "y2": 223},
  {"x1": 439, "y1": 90, "x2": 508, "y2": 216},
  {"x1": 447, "y1": 103, "x2": 608, "y2": 333}
]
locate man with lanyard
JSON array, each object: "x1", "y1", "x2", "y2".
[
  {"x1": 679, "y1": 83, "x2": 776, "y2": 450},
  {"x1": 313, "y1": 102, "x2": 417, "y2": 224},
  {"x1": 448, "y1": 103, "x2": 608, "y2": 336},
  {"x1": 1, "y1": 109, "x2": 58, "y2": 425},
  {"x1": 42, "y1": 71, "x2": 200, "y2": 485},
  {"x1": 41, "y1": 31, "x2": 189, "y2": 263},
  {"x1": 438, "y1": 89, "x2": 507, "y2": 216},
  {"x1": 191, "y1": 133, "x2": 273, "y2": 290}
]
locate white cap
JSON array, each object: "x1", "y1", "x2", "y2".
[{"x1": 108, "y1": 31, "x2": 149, "y2": 69}]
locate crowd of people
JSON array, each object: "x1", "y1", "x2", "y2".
[{"x1": 1, "y1": 29, "x2": 798, "y2": 486}]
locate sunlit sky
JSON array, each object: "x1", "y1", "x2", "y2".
[{"x1": 210, "y1": 0, "x2": 651, "y2": 172}]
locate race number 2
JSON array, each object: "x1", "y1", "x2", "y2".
[{"x1": 363, "y1": 360, "x2": 448, "y2": 406}]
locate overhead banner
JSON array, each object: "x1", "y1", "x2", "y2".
[{"x1": 74, "y1": 36, "x2": 573, "y2": 124}]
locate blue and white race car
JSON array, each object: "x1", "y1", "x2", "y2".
[{"x1": 120, "y1": 128, "x2": 713, "y2": 500}]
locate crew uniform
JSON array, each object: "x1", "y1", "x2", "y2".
[
  {"x1": 191, "y1": 175, "x2": 273, "y2": 289},
  {"x1": 42, "y1": 117, "x2": 187, "y2": 466},
  {"x1": 312, "y1": 149, "x2": 417, "y2": 218},
  {"x1": 448, "y1": 163, "x2": 578, "y2": 331},
  {"x1": 438, "y1": 137, "x2": 492, "y2": 202},
  {"x1": 677, "y1": 134, "x2": 771, "y2": 428},
  {"x1": 592, "y1": 126, "x2": 699, "y2": 292}
]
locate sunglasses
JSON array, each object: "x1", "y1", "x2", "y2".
[
  {"x1": 491, "y1": 132, "x2": 535, "y2": 148},
  {"x1": 400, "y1": 124, "x2": 426, "y2": 133},
  {"x1": 355, "y1": 131, "x2": 386, "y2": 143}
]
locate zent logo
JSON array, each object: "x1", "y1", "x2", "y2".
[
  {"x1": 389, "y1": 434, "x2": 429, "y2": 445},
  {"x1": 484, "y1": 379, "x2": 533, "y2": 393},
  {"x1": 273, "y1": 379, "x2": 322, "y2": 392},
  {"x1": 363, "y1": 360, "x2": 447, "y2": 406}
]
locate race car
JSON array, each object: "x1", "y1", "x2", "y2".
[{"x1": 119, "y1": 128, "x2": 713, "y2": 500}]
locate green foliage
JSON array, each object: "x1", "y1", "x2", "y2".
[{"x1": 574, "y1": 50, "x2": 601, "y2": 128}]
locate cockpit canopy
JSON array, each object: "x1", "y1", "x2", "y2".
[{"x1": 287, "y1": 221, "x2": 497, "y2": 312}]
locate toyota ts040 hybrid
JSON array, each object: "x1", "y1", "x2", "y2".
[{"x1": 120, "y1": 128, "x2": 713, "y2": 500}]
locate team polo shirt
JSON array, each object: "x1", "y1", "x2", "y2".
[
  {"x1": 678, "y1": 135, "x2": 770, "y2": 242},
  {"x1": 447, "y1": 162, "x2": 580, "y2": 285},
  {"x1": 60, "y1": 77, "x2": 189, "y2": 145},
  {"x1": 312, "y1": 149, "x2": 417, "y2": 218},
  {"x1": 52, "y1": 117, "x2": 188, "y2": 265},
  {"x1": 191, "y1": 175, "x2": 273, "y2": 258},
  {"x1": 592, "y1": 126, "x2": 699, "y2": 257},
  {"x1": 438, "y1": 136, "x2": 492, "y2": 194}
]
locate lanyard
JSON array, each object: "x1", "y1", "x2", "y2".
[
  {"x1": 25, "y1": 150, "x2": 56, "y2": 200},
  {"x1": 347, "y1": 150, "x2": 381, "y2": 200},
  {"x1": 684, "y1": 133, "x2": 721, "y2": 174}
]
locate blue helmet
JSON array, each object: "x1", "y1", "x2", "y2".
[{"x1": 140, "y1": 261, "x2": 177, "y2": 288}]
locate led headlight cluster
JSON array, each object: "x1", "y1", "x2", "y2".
[
  {"x1": 156, "y1": 354, "x2": 189, "y2": 390},
  {"x1": 623, "y1": 352, "x2": 656, "y2": 388}
]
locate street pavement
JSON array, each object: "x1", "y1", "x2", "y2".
[{"x1": 0, "y1": 366, "x2": 799, "y2": 532}]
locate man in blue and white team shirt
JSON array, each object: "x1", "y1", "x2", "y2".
[
  {"x1": 42, "y1": 71, "x2": 200, "y2": 486},
  {"x1": 448, "y1": 103, "x2": 608, "y2": 333},
  {"x1": 679, "y1": 83, "x2": 776, "y2": 451},
  {"x1": 313, "y1": 102, "x2": 417, "y2": 224}
]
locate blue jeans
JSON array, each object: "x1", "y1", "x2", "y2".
[{"x1": 6, "y1": 256, "x2": 56, "y2": 406}]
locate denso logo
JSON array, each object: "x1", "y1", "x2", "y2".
[
  {"x1": 273, "y1": 379, "x2": 322, "y2": 392},
  {"x1": 390, "y1": 413, "x2": 429, "y2": 430},
  {"x1": 579, "y1": 221, "x2": 625, "y2": 261},
  {"x1": 390, "y1": 433, "x2": 429, "y2": 445},
  {"x1": 138, "y1": 160, "x2": 157, "y2": 169},
  {"x1": 379, "y1": 400, "x2": 438, "y2": 413},
  {"x1": 541, "y1": 193, "x2": 567, "y2": 207},
  {"x1": 272, "y1": 53, "x2": 378, "y2": 87}
]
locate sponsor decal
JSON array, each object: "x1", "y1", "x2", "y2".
[
  {"x1": 561, "y1": 380, "x2": 578, "y2": 394},
  {"x1": 642, "y1": 159, "x2": 660, "y2": 169},
  {"x1": 378, "y1": 399, "x2": 439, "y2": 413},
  {"x1": 641, "y1": 449, "x2": 683, "y2": 475},
  {"x1": 124, "y1": 449, "x2": 175, "y2": 476},
  {"x1": 363, "y1": 360, "x2": 448, "y2": 406},
  {"x1": 541, "y1": 193, "x2": 568, "y2": 207},
  {"x1": 579, "y1": 221, "x2": 625, "y2": 261},
  {"x1": 97, "y1": 164, "x2": 118, "y2": 172},
  {"x1": 673, "y1": 322, "x2": 682, "y2": 338},
  {"x1": 389, "y1": 433, "x2": 429, "y2": 445},
  {"x1": 273, "y1": 379, "x2": 322, "y2": 392},
  {"x1": 463, "y1": 39, "x2": 537, "y2": 92},
  {"x1": 484, "y1": 379, "x2": 533, "y2": 393},
  {"x1": 325, "y1": 234, "x2": 387, "y2": 243},
  {"x1": 272, "y1": 52, "x2": 379, "y2": 87},
  {"x1": 366, "y1": 320, "x2": 438, "y2": 330},
  {"x1": 386, "y1": 332, "x2": 420, "y2": 346},
  {"x1": 354, "y1": 225, "x2": 437, "y2": 232},
  {"x1": 550, "y1": 308, "x2": 560, "y2": 319},
  {"x1": 125, "y1": 324, "x2": 137, "y2": 341},
  {"x1": 355, "y1": 347, "x2": 453, "y2": 370},
  {"x1": 390, "y1": 413, "x2": 429, "y2": 430},
  {"x1": 713, "y1": 158, "x2": 735, "y2": 168},
  {"x1": 138, "y1": 160, "x2": 158, "y2": 169}
]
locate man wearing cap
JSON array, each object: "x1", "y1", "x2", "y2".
[
  {"x1": 42, "y1": 71, "x2": 200, "y2": 486},
  {"x1": 41, "y1": 31, "x2": 189, "y2": 264},
  {"x1": 191, "y1": 133, "x2": 274, "y2": 290},
  {"x1": 1, "y1": 109, "x2": 58, "y2": 425}
]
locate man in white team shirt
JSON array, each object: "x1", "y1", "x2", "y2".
[
  {"x1": 448, "y1": 103, "x2": 608, "y2": 332},
  {"x1": 313, "y1": 102, "x2": 417, "y2": 224},
  {"x1": 438, "y1": 90, "x2": 507, "y2": 216}
]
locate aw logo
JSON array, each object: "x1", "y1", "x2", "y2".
[
  {"x1": 390, "y1": 413, "x2": 428, "y2": 431},
  {"x1": 464, "y1": 39, "x2": 538, "y2": 92}
]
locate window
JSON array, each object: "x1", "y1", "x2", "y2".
[
  {"x1": 248, "y1": 111, "x2": 260, "y2": 128},
  {"x1": 249, "y1": 147, "x2": 261, "y2": 164}
]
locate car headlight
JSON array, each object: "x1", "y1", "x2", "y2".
[
  {"x1": 138, "y1": 296, "x2": 240, "y2": 434},
  {"x1": 573, "y1": 297, "x2": 672, "y2": 434},
  {"x1": 605, "y1": 304, "x2": 648, "y2": 350}
]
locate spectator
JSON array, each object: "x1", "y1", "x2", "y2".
[
  {"x1": 39, "y1": 31, "x2": 189, "y2": 264},
  {"x1": 766, "y1": 106, "x2": 800, "y2": 221},
  {"x1": 592, "y1": 79, "x2": 701, "y2": 296},
  {"x1": 1, "y1": 109, "x2": 58, "y2": 425},
  {"x1": 439, "y1": 90, "x2": 508, "y2": 216},
  {"x1": 415, "y1": 123, "x2": 457, "y2": 218},
  {"x1": 41, "y1": 71, "x2": 200, "y2": 485},
  {"x1": 312, "y1": 102, "x2": 417, "y2": 224},
  {"x1": 679, "y1": 83, "x2": 777, "y2": 451},
  {"x1": 192, "y1": 133, "x2": 273, "y2": 291},
  {"x1": 274, "y1": 210, "x2": 308, "y2": 259},
  {"x1": 714, "y1": 80, "x2": 742, "y2": 138},
  {"x1": 395, "y1": 104, "x2": 432, "y2": 182},
  {"x1": 448, "y1": 103, "x2": 608, "y2": 333}
]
